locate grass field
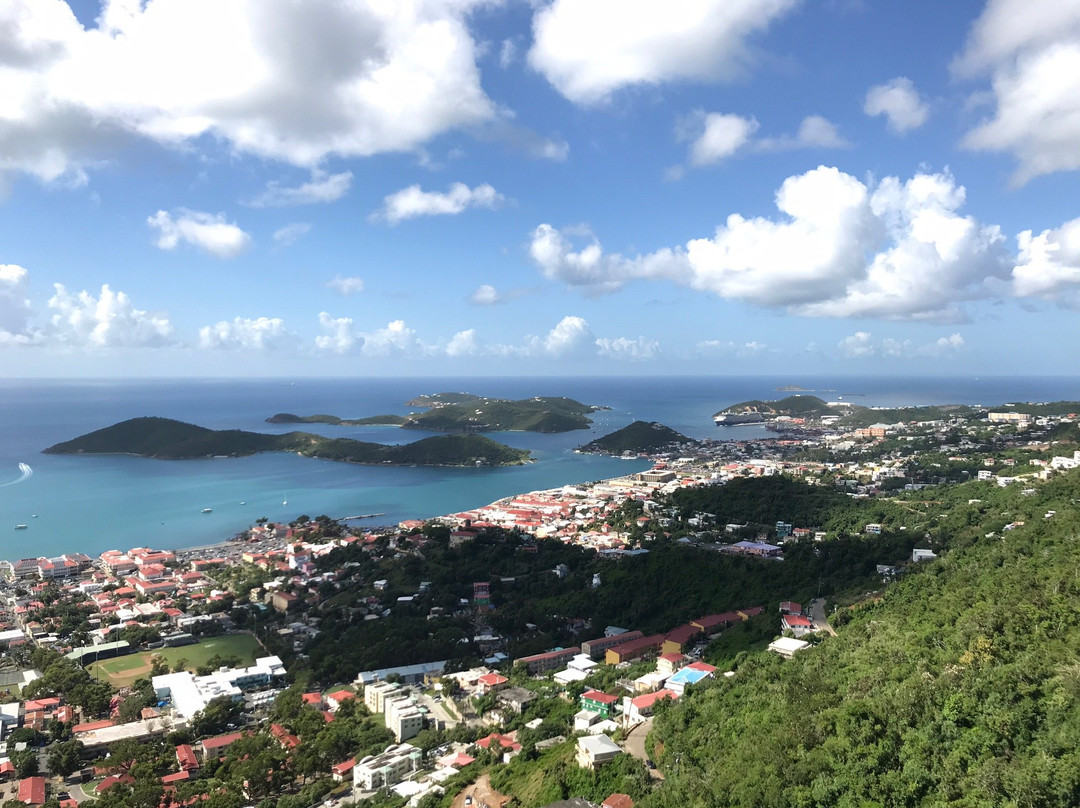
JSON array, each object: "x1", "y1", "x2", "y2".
[{"x1": 88, "y1": 634, "x2": 265, "y2": 688}]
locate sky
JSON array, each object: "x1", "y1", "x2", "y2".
[{"x1": 1, "y1": 0, "x2": 1079, "y2": 377}]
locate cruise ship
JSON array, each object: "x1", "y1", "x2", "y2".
[{"x1": 713, "y1": 412, "x2": 766, "y2": 426}]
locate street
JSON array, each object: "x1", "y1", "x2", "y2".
[
  {"x1": 810, "y1": 598, "x2": 837, "y2": 636},
  {"x1": 623, "y1": 718, "x2": 663, "y2": 780}
]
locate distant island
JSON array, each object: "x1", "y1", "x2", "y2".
[
  {"x1": 580, "y1": 421, "x2": 697, "y2": 455},
  {"x1": 268, "y1": 393, "x2": 607, "y2": 434},
  {"x1": 267, "y1": 413, "x2": 407, "y2": 426},
  {"x1": 44, "y1": 417, "x2": 531, "y2": 467}
]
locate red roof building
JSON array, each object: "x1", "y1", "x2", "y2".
[
  {"x1": 176, "y1": 744, "x2": 199, "y2": 771},
  {"x1": 18, "y1": 777, "x2": 46, "y2": 805}
]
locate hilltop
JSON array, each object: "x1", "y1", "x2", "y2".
[
  {"x1": 715, "y1": 394, "x2": 835, "y2": 419},
  {"x1": 580, "y1": 421, "x2": 696, "y2": 455},
  {"x1": 43, "y1": 417, "x2": 531, "y2": 467},
  {"x1": 270, "y1": 394, "x2": 605, "y2": 434}
]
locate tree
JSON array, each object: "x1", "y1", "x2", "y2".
[
  {"x1": 190, "y1": 697, "x2": 243, "y2": 738},
  {"x1": 47, "y1": 739, "x2": 84, "y2": 776}
]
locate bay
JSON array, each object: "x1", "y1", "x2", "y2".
[{"x1": 0, "y1": 375, "x2": 1076, "y2": 559}]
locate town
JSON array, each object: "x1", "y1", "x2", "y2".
[{"x1": 0, "y1": 400, "x2": 1078, "y2": 808}]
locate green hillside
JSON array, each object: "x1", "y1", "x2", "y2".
[
  {"x1": 401, "y1": 394, "x2": 600, "y2": 433},
  {"x1": 716, "y1": 395, "x2": 834, "y2": 418},
  {"x1": 266, "y1": 413, "x2": 407, "y2": 426},
  {"x1": 643, "y1": 469, "x2": 1080, "y2": 808},
  {"x1": 43, "y1": 417, "x2": 530, "y2": 467}
]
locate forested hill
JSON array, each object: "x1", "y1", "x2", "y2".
[
  {"x1": 43, "y1": 417, "x2": 531, "y2": 467},
  {"x1": 642, "y1": 468, "x2": 1080, "y2": 808},
  {"x1": 580, "y1": 421, "x2": 696, "y2": 455}
]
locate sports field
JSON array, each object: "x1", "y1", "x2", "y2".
[{"x1": 88, "y1": 633, "x2": 265, "y2": 688}]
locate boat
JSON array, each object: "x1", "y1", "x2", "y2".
[
  {"x1": 713, "y1": 412, "x2": 766, "y2": 426},
  {"x1": 240, "y1": 501, "x2": 246, "y2": 505},
  {"x1": 14, "y1": 524, "x2": 27, "y2": 530},
  {"x1": 201, "y1": 508, "x2": 212, "y2": 514}
]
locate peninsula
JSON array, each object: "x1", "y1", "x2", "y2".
[
  {"x1": 43, "y1": 417, "x2": 531, "y2": 467},
  {"x1": 269, "y1": 393, "x2": 605, "y2": 434},
  {"x1": 580, "y1": 420, "x2": 697, "y2": 455}
]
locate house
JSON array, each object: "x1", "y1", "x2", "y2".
[
  {"x1": 781, "y1": 614, "x2": 814, "y2": 637},
  {"x1": 778, "y1": 602, "x2": 802, "y2": 615},
  {"x1": 579, "y1": 690, "x2": 619, "y2": 719},
  {"x1": 768, "y1": 637, "x2": 811, "y2": 658},
  {"x1": 655, "y1": 653, "x2": 687, "y2": 676},
  {"x1": 270, "y1": 591, "x2": 299, "y2": 613},
  {"x1": 625, "y1": 689, "x2": 676, "y2": 722},
  {"x1": 331, "y1": 758, "x2": 356, "y2": 782},
  {"x1": 496, "y1": 687, "x2": 537, "y2": 714},
  {"x1": 475, "y1": 732, "x2": 521, "y2": 760},
  {"x1": 475, "y1": 673, "x2": 508, "y2": 695},
  {"x1": 176, "y1": 744, "x2": 199, "y2": 772},
  {"x1": 603, "y1": 795, "x2": 634, "y2": 808},
  {"x1": 200, "y1": 732, "x2": 244, "y2": 762},
  {"x1": 665, "y1": 661, "x2": 716, "y2": 696},
  {"x1": 326, "y1": 689, "x2": 357, "y2": 711},
  {"x1": 575, "y1": 735, "x2": 622, "y2": 769},
  {"x1": 18, "y1": 776, "x2": 46, "y2": 806}
]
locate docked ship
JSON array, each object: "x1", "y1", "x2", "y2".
[{"x1": 713, "y1": 412, "x2": 766, "y2": 426}]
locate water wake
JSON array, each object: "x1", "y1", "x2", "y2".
[{"x1": 0, "y1": 463, "x2": 32, "y2": 488}]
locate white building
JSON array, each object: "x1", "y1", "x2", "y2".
[
  {"x1": 385, "y1": 695, "x2": 424, "y2": 742},
  {"x1": 363, "y1": 681, "x2": 404, "y2": 714},
  {"x1": 353, "y1": 743, "x2": 421, "y2": 792},
  {"x1": 153, "y1": 656, "x2": 286, "y2": 719},
  {"x1": 576, "y1": 735, "x2": 622, "y2": 769}
]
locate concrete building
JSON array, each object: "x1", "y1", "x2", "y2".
[
  {"x1": 363, "y1": 681, "x2": 404, "y2": 714},
  {"x1": 153, "y1": 656, "x2": 286, "y2": 719},
  {"x1": 353, "y1": 743, "x2": 421, "y2": 792},
  {"x1": 385, "y1": 695, "x2": 424, "y2": 742},
  {"x1": 576, "y1": 735, "x2": 622, "y2": 769},
  {"x1": 514, "y1": 646, "x2": 580, "y2": 674}
]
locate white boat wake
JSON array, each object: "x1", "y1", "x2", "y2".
[{"x1": 0, "y1": 463, "x2": 33, "y2": 488}]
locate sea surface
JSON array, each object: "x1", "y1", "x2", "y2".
[{"x1": 0, "y1": 375, "x2": 1077, "y2": 559}]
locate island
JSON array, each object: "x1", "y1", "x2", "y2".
[
  {"x1": 266, "y1": 413, "x2": 407, "y2": 426},
  {"x1": 579, "y1": 421, "x2": 697, "y2": 455},
  {"x1": 269, "y1": 393, "x2": 606, "y2": 434},
  {"x1": 43, "y1": 417, "x2": 531, "y2": 467}
]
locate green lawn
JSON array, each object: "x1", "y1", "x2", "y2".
[{"x1": 88, "y1": 633, "x2": 265, "y2": 687}]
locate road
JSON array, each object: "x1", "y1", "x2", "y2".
[
  {"x1": 810, "y1": 598, "x2": 837, "y2": 636},
  {"x1": 623, "y1": 719, "x2": 663, "y2": 780}
]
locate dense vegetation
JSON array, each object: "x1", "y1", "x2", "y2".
[
  {"x1": 43, "y1": 417, "x2": 531, "y2": 466},
  {"x1": 716, "y1": 395, "x2": 835, "y2": 418},
  {"x1": 580, "y1": 421, "x2": 696, "y2": 455},
  {"x1": 642, "y1": 469, "x2": 1080, "y2": 808},
  {"x1": 401, "y1": 394, "x2": 601, "y2": 433}
]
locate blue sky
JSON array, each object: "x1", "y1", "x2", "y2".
[{"x1": 1, "y1": 0, "x2": 1079, "y2": 377}]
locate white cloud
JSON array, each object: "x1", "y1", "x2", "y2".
[
  {"x1": 676, "y1": 112, "x2": 848, "y2": 170},
  {"x1": 470, "y1": 284, "x2": 501, "y2": 306},
  {"x1": 357, "y1": 320, "x2": 423, "y2": 357},
  {"x1": 682, "y1": 112, "x2": 759, "y2": 166},
  {"x1": 148, "y1": 209, "x2": 252, "y2": 258},
  {"x1": 530, "y1": 166, "x2": 1011, "y2": 321},
  {"x1": 1012, "y1": 217, "x2": 1080, "y2": 302},
  {"x1": 595, "y1": 336, "x2": 660, "y2": 361},
  {"x1": 0, "y1": 0, "x2": 498, "y2": 182},
  {"x1": 0, "y1": 265, "x2": 37, "y2": 345},
  {"x1": 499, "y1": 38, "x2": 518, "y2": 69},
  {"x1": 837, "y1": 331, "x2": 875, "y2": 357},
  {"x1": 863, "y1": 77, "x2": 929, "y2": 134},
  {"x1": 446, "y1": 328, "x2": 480, "y2": 357},
  {"x1": 48, "y1": 283, "x2": 173, "y2": 348},
  {"x1": 528, "y1": 0, "x2": 800, "y2": 104},
  {"x1": 842, "y1": 332, "x2": 966, "y2": 359},
  {"x1": 249, "y1": 170, "x2": 353, "y2": 207},
  {"x1": 955, "y1": 0, "x2": 1080, "y2": 182},
  {"x1": 696, "y1": 339, "x2": 735, "y2": 356},
  {"x1": 371, "y1": 182, "x2": 506, "y2": 224},
  {"x1": 314, "y1": 312, "x2": 358, "y2": 354},
  {"x1": 326, "y1": 276, "x2": 365, "y2": 296},
  {"x1": 530, "y1": 315, "x2": 593, "y2": 357},
  {"x1": 198, "y1": 316, "x2": 292, "y2": 350},
  {"x1": 273, "y1": 223, "x2": 311, "y2": 246}
]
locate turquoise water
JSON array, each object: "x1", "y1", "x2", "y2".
[{"x1": 0, "y1": 376, "x2": 1077, "y2": 557}]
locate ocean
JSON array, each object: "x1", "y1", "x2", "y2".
[{"x1": 0, "y1": 375, "x2": 1077, "y2": 559}]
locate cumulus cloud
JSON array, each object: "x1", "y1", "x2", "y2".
[
  {"x1": 326, "y1": 276, "x2": 365, "y2": 296},
  {"x1": 531, "y1": 166, "x2": 1012, "y2": 321},
  {"x1": 528, "y1": 0, "x2": 800, "y2": 104},
  {"x1": 371, "y1": 183, "x2": 505, "y2": 224},
  {"x1": 314, "y1": 312, "x2": 358, "y2": 354},
  {"x1": 148, "y1": 209, "x2": 252, "y2": 258},
  {"x1": 841, "y1": 331, "x2": 966, "y2": 359},
  {"x1": 955, "y1": 0, "x2": 1080, "y2": 182},
  {"x1": 446, "y1": 328, "x2": 481, "y2": 357},
  {"x1": 499, "y1": 38, "x2": 518, "y2": 69},
  {"x1": 595, "y1": 336, "x2": 660, "y2": 361},
  {"x1": 863, "y1": 77, "x2": 929, "y2": 134},
  {"x1": 198, "y1": 317, "x2": 293, "y2": 350},
  {"x1": 470, "y1": 284, "x2": 502, "y2": 306},
  {"x1": 1012, "y1": 217, "x2": 1080, "y2": 303},
  {"x1": 526, "y1": 315, "x2": 594, "y2": 358},
  {"x1": 0, "y1": 0, "x2": 498, "y2": 182},
  {"x1": 675, "y1": 112, "x2": 848, "y2": 172},
  {"x1": 48, "y1": 283, "x2": 174, "y2": 348},
  {"x1": 0, "y1": 265, "x2": 37, "y2": 345},
  {"x1": 273, "y1": 223, "x2": 311, "y2": 246},
  {"x1": 249, "y1": 170, "x2": 353, "y2": 207},
  {"x1": 314, "y1": 315, "x2": 426, "y2": 357}
]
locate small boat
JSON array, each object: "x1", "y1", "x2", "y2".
[
  {"x1": 14, "y1": 524, "x2": 27, "y2": 530},
  {"x1": 201, "y1": 508, "x2": 212, "y2": 514},
  {"x1": 240, "y1": 501, "x2": 246, "y2": 505}
]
